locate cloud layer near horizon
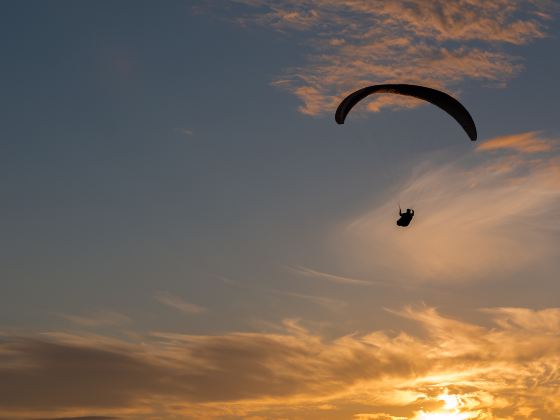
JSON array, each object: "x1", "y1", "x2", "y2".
[
  {"x1": 231, "y1": 0, "x2": 553, "y2": 115},
  {"x1": 1, "y1": 306, "x2": 559, "y2": 419}
]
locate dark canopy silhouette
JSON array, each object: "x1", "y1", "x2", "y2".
[{"x1": 335, "y1": 84, "x2": 477, "y2": 141}]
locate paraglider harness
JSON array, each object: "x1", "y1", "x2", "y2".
[{"x1": 396, "y1": 205, "x2": 414, "y2": 227}]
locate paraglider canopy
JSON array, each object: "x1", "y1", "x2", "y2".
[{"x1": 335, "y1": 84, "x2": 477, "y2": 141}]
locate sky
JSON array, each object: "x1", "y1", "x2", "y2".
[{"x1": 1, "y1": 1, "x2": 560, "y2": 419}]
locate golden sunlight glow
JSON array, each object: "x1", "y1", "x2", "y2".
[
  {"x1": 412, "y1": 392, "x2": 477, "y2": 420},
  {"x1": 440, "y1": 392, "x2": 459, "y2": 410}
]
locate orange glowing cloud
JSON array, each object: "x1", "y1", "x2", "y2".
[
  {"x1": 476, "y1": 131, "x2": 555, "y2": 153},
  {"x1": 1, "y1": 306, "x2": 559, "y2": 419},
  {"x1": 230, "y1": 0, "x2": 553, "y2": 115}
]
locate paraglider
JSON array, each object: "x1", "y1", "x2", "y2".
[
  {"x1": 335, "y1": 83, "x2": 477, "y2": 141},
  {"x1": 396, "y1": 208, "x2": 414, "y2": 227},
  {"x1": 335, "y1": 83, "x2": 478, "y2": 228}
]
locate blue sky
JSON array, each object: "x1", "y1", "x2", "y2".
[{"x1": 1, "y1": 1, "x2": 560, "y2": 419}]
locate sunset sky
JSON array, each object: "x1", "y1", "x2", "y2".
[{"x1": 2, "y1": 1, "x2": 560, "y2": 419}]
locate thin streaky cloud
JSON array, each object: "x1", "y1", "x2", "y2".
[
  {"x1": 154, "y1": 291, "x2": 206, "y2": 314},
  {"x1": 270, "y1": 289, "x2": 346, "y2": 310},
  {"x1": 476, "y1": 131, "x2": 554, "y2": 153},
  {"x1": 480, "y1": 307, "x2": 560, "y2": 332},
  {"x1": 212, "y1": 274, "x2": 240, "y2": 286},
  {"x1": 287, "y1": 265, "x2": 382, "y2": 286}
]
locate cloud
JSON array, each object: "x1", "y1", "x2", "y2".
[
  {"x1": 212, "y1": 274, "x2": 240, "y2": 286},
  {"x1": 287, "y1": 265, "x2": 381, "y2": 286},
  {"x1": 480, "y1": 307, "x2": 560, "y2": 332},
  {"x1": 0, "y1": 334, "x2": 165, "y2": 417},
  {"x1": 154, "y1": 291, "x2": 206, "y2": 314},
  {"x1": 1, "y1": 306, "x2": 559, "y2": 418},
  {"x1": 228, "y1": 0, "x2": 554, "y2": 115},
  {"x1": 59, "y1": 310, "x2": 130, "y2": 328},
  {"x1": 270, "y1": 289, "x2": 346, "y2": 310},
  {"x1": 35, "y1": 417, "x2": 119, "y2": 420},
  {"x1": 336, "y1": 132, "x2": 560, "y2": 282},
  {"x1": 475, "y1": 131, "x2": 555, "y2": 153}
]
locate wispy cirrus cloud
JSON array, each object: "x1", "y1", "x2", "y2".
[
  {"x1": 287, "y1": 265, "x2": 380, "y2": 286},
  {"x1": 154, "y1": 291, "x2": 206, "y2": 314},
  {"x1": 480, "y1": 306, "x2": 560, "y2": 331},
  {"x1": 475, "y1": 131, "x2": 555, "y2": 153},
  {"x1": 337, "y1": 131, "x2": 560, "y2": 282},
  {"x1": 1, "y1": 306, "x2": 559, "y2": 418},
  {"x1": 270, "y1": 288, "x2": 346, "y2": 310},
  {"x1": 228, "y1": 0, "x2": 555, "y2": 115}
]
